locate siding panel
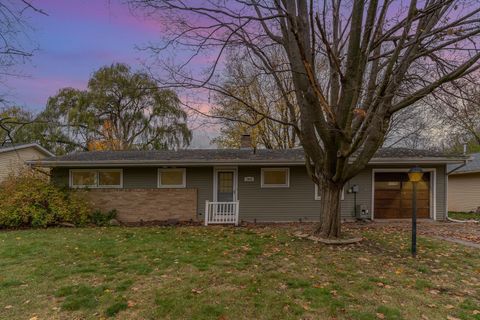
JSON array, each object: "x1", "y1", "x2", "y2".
[
  {"x1": 123, "y1": 168, "x2": 157, "y2": 188},
  {"x1": 238, "y1": 166, "x2": 321, "y2": 222},
  {"x1": 448, "y1": 172, "x2": 480, "y2": 212},
  {"x1": 0, "y1": 148, "x2": 49, "y2": 182},
  {"x1": 186, "y1": 167, "x2": 213, "y2": 217}
]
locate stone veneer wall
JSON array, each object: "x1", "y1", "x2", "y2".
[{"x1": 83, "y1": 188, "x2": 197, "y2": 223}]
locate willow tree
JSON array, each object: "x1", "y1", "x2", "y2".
[
  {"x1": 129, "y1": 0, "x2": 480, "y2": 238},
  {"x1": 40, "y1": 63, "x2": 192, "y2": 152}
]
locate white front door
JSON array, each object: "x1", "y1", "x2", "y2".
[{"x1": 213, "y1": 168, "x2": 238, "y2": 202}]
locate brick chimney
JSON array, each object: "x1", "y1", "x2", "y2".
[{"x1": 240, "y1": 134, "x2": 251, "y2": 149}]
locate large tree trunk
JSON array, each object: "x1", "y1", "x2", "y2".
[{"x1": 314, "y1": 181, "x2": 343, "y2": 238}]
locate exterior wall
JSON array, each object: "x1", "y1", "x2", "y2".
[
  {"x1": 51, "y1": 163, "x2": 448, "y2": 222},
  {"x1": 448, "y1": 172, "x2": 480, "y2": 212},
  {"x1": 83, "y1": 188, "x2": 197, "y2": 223},
  {"x1": 238, "y1": 166, "x2": 320, "y2": 222},
  {"x1": 237, "y1": 164, "x2": 446, "y2": 221},
  {"x1": 51, "y1": 167, "x2": 212, "y2": 218},
  {"x1": 0, "y1": 148, "x2": 48, "y2": 182}
]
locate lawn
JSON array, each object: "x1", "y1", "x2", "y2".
[
  {"x1": 449, "y1": 212, "x2": 480, "y2": 221},
  {"x1": 0, "y1": 226, "x2": 479, "y2": 320}
]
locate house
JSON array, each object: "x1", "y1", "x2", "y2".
[
  {"x1": 0, "y1": 143, "x2": 55, "y2": 183},
  {"x1": 29, "y1": 144, "x2": 467, "y2": 225},
  {"x1": 447, "y1": 153, "x2": 480, "y2": 213}
]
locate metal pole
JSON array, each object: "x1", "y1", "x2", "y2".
[{"x1": 412, "y1": 181, "x2": 417, "y2": 258}]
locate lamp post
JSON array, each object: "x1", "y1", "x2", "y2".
[{"x1": 408, "y1": 166, "x2": 424, "y2": 258}]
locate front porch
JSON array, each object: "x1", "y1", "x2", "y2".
[{"x1": 204, "y1": 201, "x2": 240, "y2": 226}]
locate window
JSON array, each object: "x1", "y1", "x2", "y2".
[
  {"x1": 98, "y1": 170, "x2": 122, "y2": 187},
  {"x1": 314, "y1": 184, "x2": 345, "y2": 200},
  {"x1": 158, "y1": 168, "x2": 186, "y2": 188},
  {"x1": 71, "y1": 171, "x2": 96, "y2": 187},
  {"x1": 261, "y1": 168, "x2": 289, "y2": 188},
  {"x1": 70, "y1": 169, "x2": 122, "y2": 188}
]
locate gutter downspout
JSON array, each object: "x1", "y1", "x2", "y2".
[{"x1": 446, "y1": 161, "x2": 468, "y2": 175}]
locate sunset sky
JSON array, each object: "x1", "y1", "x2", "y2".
[{"x1": 7, "y1": 0, "x2": 215, "y2": 146}]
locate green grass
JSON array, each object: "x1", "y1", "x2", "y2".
[
  {"x1": 449, "y1": 211, "x2": 480, "y2": 221},
  {"x1": 0, "y1": 226, "x2": 479, "y2": 319}
]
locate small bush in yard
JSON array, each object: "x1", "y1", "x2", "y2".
[
  {"x1": 0, "y1": 171, "x2": 92, "y2": 228},
  {"x1": 91, "y1": 209, "x2": 118, "y2": 226}
]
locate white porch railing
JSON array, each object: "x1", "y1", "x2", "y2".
[{"x1": 204, "y1": 201, "x2": 239, "y2": 226}]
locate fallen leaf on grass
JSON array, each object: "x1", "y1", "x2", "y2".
[
  {"x1": 191, "y1": 288, "x2": 203, "y2": 294},
  {"x1": 445, "y1": 305, "x2": 455, "y2": 309},
  {"x1": 447, "y1": 316, "x2": 460, "y2": 320},
  {"x1": 4, "y1": 305, "x2": 12, "y2": 309},
  {"x1": 473, "y1": 310, "x2": 480, "y2": 315},
  {"x1": 376, "y1": 313, "x2": 385, "y2": 319},
  {"x1": 127, "y1": 300, "x2": 136, "y2": 308}
]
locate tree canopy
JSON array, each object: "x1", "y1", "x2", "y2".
[
  {"x1": 130, "y1": 0, "x2": 480, "y2": 237},
  {"x1": 37, "y1": 63, "x2": 191, "y2": 153}
]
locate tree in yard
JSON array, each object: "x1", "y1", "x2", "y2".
[
  {"x1": 0, "y1": 0, "x2": 46, "y2": 144},
  {"x1": 38, "y1": 63, "x2": 192, "y2": 153},
  {"x1": 0, "y1": 106, "x2": 35, "y2": 145},
  {"x1": 427, "y1": 78, "x2": 480, "y2": 151},
  {"x1": 129, "y1": 0, "x2": 480, "y2": 238},
  {"x1": 211, "y1": 50, "x2": 299, "y2": 149}
]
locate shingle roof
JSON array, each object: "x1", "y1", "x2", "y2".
[
  {"x1": 448, "y1": 153, "x2": 480, "y2": 174},
  {"x1": 30, "y1": 147, "x2": 465, "y2": 167}
]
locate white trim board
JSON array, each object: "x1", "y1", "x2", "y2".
[{"x1": 371, "y1": 168, "x2": 437, "y2": 220}]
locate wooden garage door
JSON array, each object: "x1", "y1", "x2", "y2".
[{"x1": 374, "y1": 172, "x2": 430, "y2": 219}]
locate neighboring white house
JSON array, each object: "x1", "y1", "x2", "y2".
[{"x1": 0, "y1": 143, "x2": 54, "y2": 182}]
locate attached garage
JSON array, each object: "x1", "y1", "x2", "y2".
[{"x1": 373, "y1": 171, "x2": 432, "y2": 219}]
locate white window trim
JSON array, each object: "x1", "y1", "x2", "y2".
[
  {"x1": 261, "y1": 168, "x2": 290, "y2": 188},
  {"x1": 69, "y1": 169, "x2": 123, "y2": 188},
  {"x1": 158, "y1": 168, "x2": 186, "y2": 188},
  {"x1": 314, "y1": 184, "x2": 345, "y2": 200}
]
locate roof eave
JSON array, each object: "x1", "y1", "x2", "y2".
[
  {"x1": 27, "y1": 156, "x2": 467, "y2": 167},
  {"x1": 449, "y1": 169, "x2": 480, "y2": 175},
  {"x1": 0, "y1": 143, "x2": 55, "y2": 157}
]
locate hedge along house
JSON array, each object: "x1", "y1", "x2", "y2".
[{"x1": 29, "y1": 146, "x2": 467, "y2": 225}]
